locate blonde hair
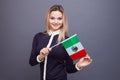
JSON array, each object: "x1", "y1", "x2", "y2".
[{"x1": 45, "y1": 4, "x2": 69, "y2": 43}]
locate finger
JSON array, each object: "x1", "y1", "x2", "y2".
[
  {"x1": 85, "y1": 54, "x2": 90, "y2": 58},
  {"x1": 41, "y1": 51, "x2": 46, "y2": 56},
  {"x1": 80, "y1": 58, "x2": 84, "y2": 62},
  {"x1": 46, "y1": 48, "x2": 50, "y2": 52},
  {"x1": 44, "y1": 48, "x2": 51, "y2": 55},
  {"x1": 48, "y1": 48, "x2": 51, "y2": 51},
  {"x1": 85, "y1": 57, "x2": 92, "y2": 61}
]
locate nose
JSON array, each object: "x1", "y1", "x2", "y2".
[{"x1": 54, "y1": 19, "x2": 58, "y2": 23}]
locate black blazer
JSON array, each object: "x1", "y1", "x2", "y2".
[{"x1": 29, "y1": 32, "x2": 78, "y2": 80}]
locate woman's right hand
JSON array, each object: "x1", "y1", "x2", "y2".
[
  {"x1": 40, "y1": 47, "x2": 51, "y2": 57},
  {"x1": 38, "y1": 47, "x2": 51, "y2": 61}
]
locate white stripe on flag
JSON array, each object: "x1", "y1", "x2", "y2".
[{"x1": 66, "y1": 42, "x2": 84, "y2": 56}]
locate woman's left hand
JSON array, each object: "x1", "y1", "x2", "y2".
[{"x1": 77, "y1": 55, "x2": 92, "y2": 68}]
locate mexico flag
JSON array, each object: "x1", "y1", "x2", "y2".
[{"x1": 61, "y1": 34, "x2": 87, "y2": 60}]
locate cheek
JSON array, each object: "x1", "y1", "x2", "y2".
[
  {"x1": 49, "y1": 19, "x2": 54, "y2": 24},
  {"x1": 59, "y1": 20, "x2": 63, "y2": 25},
  {"x1": 60, "y1": 20, "x2": 63, "y2": 23}
]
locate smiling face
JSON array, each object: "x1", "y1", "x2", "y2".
[
  {"x1": 45, "y1": 5, "x2": 69, "y2": 42},
  {"x1": 49, "y1": 11, "x2": 63, "y2": 31}
]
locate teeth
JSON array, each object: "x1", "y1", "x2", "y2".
[{"x1": 53, "y1": 24, "x2": 59, "y2": 26}]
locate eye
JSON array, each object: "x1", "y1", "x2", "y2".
[
  {"x1": 57, "y1": 17, "x2": 62, "y2": 20},
  {"x1": 50, "y1": 17, "x2": 55, "y2": 20}
]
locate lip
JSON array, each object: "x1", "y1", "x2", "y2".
[{"x1": 52, "y1": 24, "x2": 60, "y2": 27}]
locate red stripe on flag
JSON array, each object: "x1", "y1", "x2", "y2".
[{"x1": 70, "y1": 49, "x2": 87, "y2": 60}]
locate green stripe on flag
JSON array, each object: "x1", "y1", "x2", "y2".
[{"x1": 62, "y1": 34, "x2": 80, "y2": 49}]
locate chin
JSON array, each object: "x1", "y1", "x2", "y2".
[
  {"x1": 50, "y1": 25, "x2": 61, "y2": 31},
  {"x1": 53, "y1": 27, "x2": 60, "y2": 30}
]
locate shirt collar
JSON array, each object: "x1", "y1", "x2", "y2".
[{"x1": 48, "y1": 30, "x2": 60, "y2": 36}]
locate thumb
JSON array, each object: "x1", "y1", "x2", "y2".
[{"x1": 48, "y1": 48, "x2": 51, "y2": 51}]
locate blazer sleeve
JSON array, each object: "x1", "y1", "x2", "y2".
[
  {"x1": 29, "y1": 33, "x2": 41, "y2": 66},
  {"x1": 65, "y1": 53, "x2": 78, "y2": 73}
]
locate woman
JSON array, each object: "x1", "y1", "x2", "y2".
[{"x1": 29, "y1": 4, "x2": 92, "y2": 80}]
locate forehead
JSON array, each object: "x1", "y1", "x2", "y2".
[{"x1": 50, "y1": 11, "x2": 63, "y2": 17}]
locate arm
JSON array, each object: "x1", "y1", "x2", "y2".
[
  {"x1": 29, "y1": 33, "x2": 41, "y2": 66},
  {"x1": 65, "y1": 52, "x2": 78, "y2": 73},
  {"x1": 65, "y1": 54, "x2": 92, "y2": 73}
]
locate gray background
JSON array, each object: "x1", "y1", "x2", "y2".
[{"x1": 0, "y1": 0, "x2": 120, "y2": 80}]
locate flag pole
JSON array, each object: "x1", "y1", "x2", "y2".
[
  {"x1": 50, "y1": 34, "x2": 77, "y2": 49},
  {"x1": 50, "y1": 42, "x2": 61, "y2": 49}
]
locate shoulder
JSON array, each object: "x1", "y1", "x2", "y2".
[
  {"x1": 35, "y1": 31, "x2": 47, "y2": 37},
  {"x1": 33, "y1": 31, "x2": 48, "y2": 40}
]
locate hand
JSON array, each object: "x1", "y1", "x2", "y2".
[
  {"x1": 37, "y1": 47, "x2": 51, "y2": 61},
  {"x1": 40, "y1": 47, "x2": 51, "y2": 57},
  {"x1": 77, "y1": 55, "x2": 92, "y2": 68}
]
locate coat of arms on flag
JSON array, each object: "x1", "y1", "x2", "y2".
[{"x1": 61, "y1": 34, "x2": 87, "y2": 60}]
